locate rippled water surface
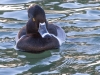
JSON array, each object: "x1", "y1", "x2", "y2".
[{"x1": 0, "y1": 0, "x2": 100, "y2": 75}]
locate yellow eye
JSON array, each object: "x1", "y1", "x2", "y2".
[{"x1": 33, "y1": 18, "x2": 35, "y2": 21}]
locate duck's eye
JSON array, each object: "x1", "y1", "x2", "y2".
[{"x1": 33, "y1": 18, "x2": 35, "y2": 21}]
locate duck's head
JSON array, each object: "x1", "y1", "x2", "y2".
[
  {"x1": 27, "y1": 4, "x2": 50, "y2": 38},
  {"x1": 28, "y1": 4, "x2": 46, "y2": 21}
]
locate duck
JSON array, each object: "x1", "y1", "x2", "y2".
[{"x1": 15, "y1": 4, "x2": 66, "y2": 53}]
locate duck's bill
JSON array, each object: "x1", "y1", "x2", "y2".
[{"x1": 38, "y1": 22, "x2": 50, "y2": 38}]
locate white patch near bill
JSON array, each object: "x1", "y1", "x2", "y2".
[{"x1": 39, "y1": 22, "x2": 45, "y2": 25}]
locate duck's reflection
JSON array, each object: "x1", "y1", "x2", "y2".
[
  {"x1": 0, "y1": 48, "x2": 61, "y2": 74},
  {"x1": 17, "y1": 49, "x2": 61, "y2": 74}
]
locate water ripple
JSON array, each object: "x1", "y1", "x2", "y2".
[{"x1": 0, "y1": 0, "x2": 100, "y2": 74}]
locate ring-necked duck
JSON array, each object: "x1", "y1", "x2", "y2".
[{"x1": 16, "y1": 4, "x2": 66, "y2": 53}]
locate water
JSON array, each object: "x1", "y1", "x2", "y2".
[{"x1": 0, "y1": 0, "x2": 100, "y2": 75}]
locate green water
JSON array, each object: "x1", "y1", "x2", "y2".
[{"x1": 0, "y1": 0, "x2": 100, "y2": 75}]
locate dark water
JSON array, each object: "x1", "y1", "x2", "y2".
[{"x1": 0, "y1": 0, "x2": 100, "y2": 75}]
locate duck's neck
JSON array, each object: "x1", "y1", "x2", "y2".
[
  {"x1": 26, "y1": 18, "x2": 49, "y2": 38},
  {"x1": 26, "y1": 18, "x2": 38, "y2": 34}
]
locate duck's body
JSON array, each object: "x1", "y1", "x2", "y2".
[{"x1": 16, "y1": 4, "x2": 66, "y2": 53}]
